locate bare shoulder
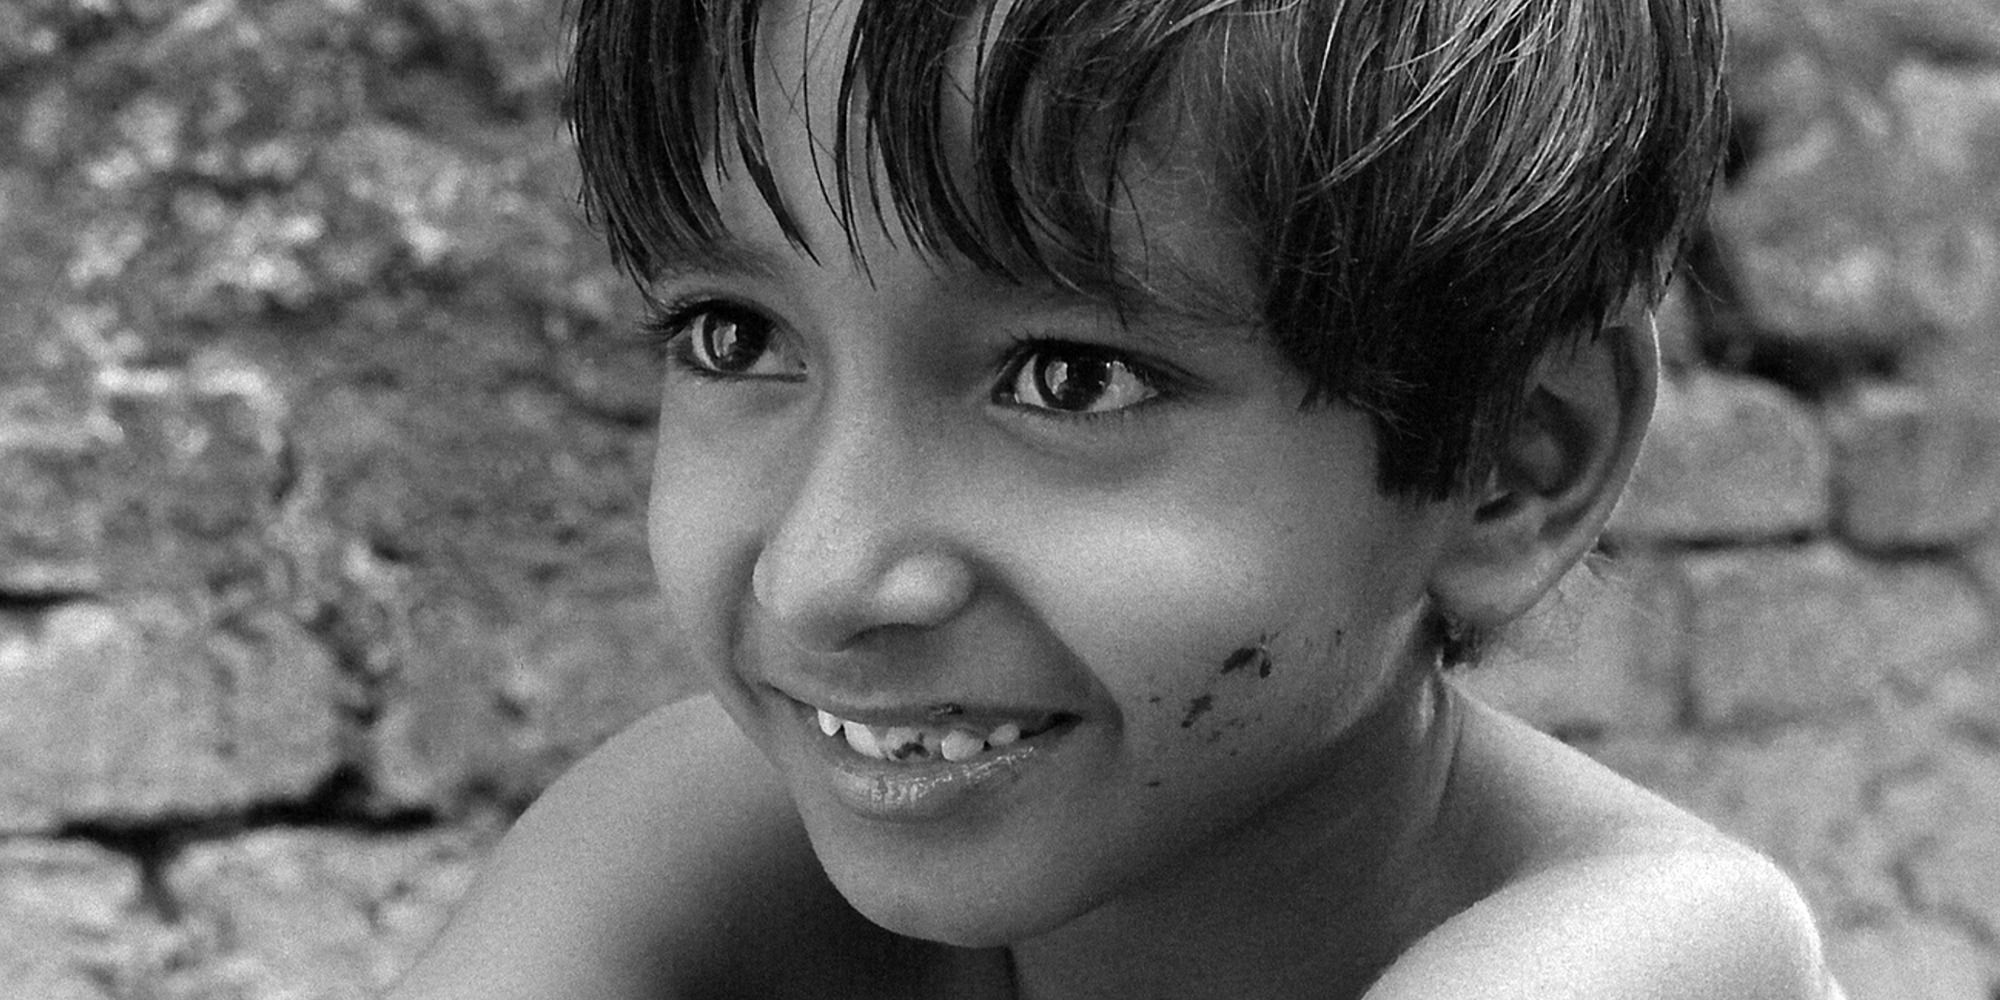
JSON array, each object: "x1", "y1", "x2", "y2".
[
  {"x1": 388, "y1": 694, "x2": 948, "y2": 999},
  {"x1": 1370, "y1": 688, "x2": 1841, "y2": 1000}
]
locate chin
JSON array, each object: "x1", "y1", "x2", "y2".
[{"x1": 821, "y1": 850, "x2": 1088, "y2": 949}]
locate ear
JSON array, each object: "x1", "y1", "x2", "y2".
[{"x1": 1427, "y1": 308, "x2": 1658, "y2": 629}]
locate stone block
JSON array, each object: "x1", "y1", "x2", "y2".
[
  {"x1": 1683, "y1": 546, "x2": 1989, "y2": 728},
  {"x1": 410, "y1": 0, "x2": 567, "y2": 99},
  {"x1": 315, "y1": 122, "x2": 586, "y2": 295},
  {"x1": 1709, "y1": 63, "x2": 2000, "y2": 359},
  {"x1": 0, "y1": 435, "x2": 104, "y2": 595},
  {"x1": 0, "y1": 599, "x2": 342, "y2": 831},
  {"x1": 1889, "y1": 66, "x2": 2000, "y2": 213},
  {"x1": 95, "y1": 366, "x2": 292, "y2": 598},
  {"x1": 1710, "y1": 138, "x2": 1920, "y2": 355},
  {"x1": 158, "y1": 827, "x2": 489, "y2": 1000},
  {"x1": 1825, "y1": 918, "x2": 2000, "y2": 1000},
  {"x1": 1607, "y1": 373, "x2": 1830, "y2": 542},
  {"x1": 1725, "y1": 0, "x2": 2000, "y2": 111},
  {"x1": 0, "y1": 839, "x2": 180, "y2": 1000},
  {"x1": 1827, "y1": 385, "x2": 2000, "y2": 548},
  {"x1": 366, "y1": 591, "x2": 692, "y2": 812},
  {"x1": 1452, "y1": 554, "x2": 1684, "y2": 736}
]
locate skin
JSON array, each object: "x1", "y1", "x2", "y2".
[{"x1": 387, "y1": 2, "x2": 1843, "y2": 997}]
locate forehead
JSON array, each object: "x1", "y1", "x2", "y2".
[{"x1": 628, "y1": 0, "x2": 1264, "y2": 326}]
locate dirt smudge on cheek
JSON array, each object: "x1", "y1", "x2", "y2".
[
  {"x1": 1179, "y1": 694, "x2": 1214, "y2": 728},
  {"x1": 1219, "y1": 635, "x2": 1275, "y2": 679},
  {"x1": 1206, "y1": 715, "x2": 1252, "y2": 745}
]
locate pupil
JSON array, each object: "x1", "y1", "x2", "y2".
[
  {"x1": 1041, "y1": 355, "x2": 1111, "y2": 410},
  {"x1": 702, "y1": 314, "x2": 761, "y2": 370}
]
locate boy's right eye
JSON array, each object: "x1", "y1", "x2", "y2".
[{"x1": 647, "y1": 302, "x2": 805, "y2": 381}]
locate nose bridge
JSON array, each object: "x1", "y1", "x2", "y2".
[{"x1": 753, "y1": 390, "x2": 973, "y2": 649}]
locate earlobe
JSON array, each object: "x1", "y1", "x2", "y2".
[{"x1": 1429, "y1": 315, "x2": 1659, "y2": 628}]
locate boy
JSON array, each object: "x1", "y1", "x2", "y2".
[{"x1": 392, "y1": 0, "x2": 1845, "y2": 997}]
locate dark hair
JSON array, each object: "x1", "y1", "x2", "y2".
[{"x1": 565, "y1": 0, "x2": 1728, "y2": 501}]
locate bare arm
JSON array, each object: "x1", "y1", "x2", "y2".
[{"x1": 385, "y1": 695, "x2": 874, "y2": 999}]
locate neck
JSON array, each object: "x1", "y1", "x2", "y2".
[{"x1": 1004, "y1": 671, "x2": 1471, "y2": 1000}]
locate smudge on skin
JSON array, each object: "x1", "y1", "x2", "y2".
[
  {"x1": 1220, "y1": 634, "x2": 1275, "y2": 679},
  {"x1": 1180, "y1": 694, "x2": 1214, "y2": 728},
  {"x1": 1145, "y1": 780, "x2": 1163, "y2": 788}
]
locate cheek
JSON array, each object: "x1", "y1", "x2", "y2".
[
  {"x1": 647, "y1": 431, "x2": 768, "y2": 643},
  {"x1": 1017, "y1": 508, "x2": 1428, "y2": 753}
]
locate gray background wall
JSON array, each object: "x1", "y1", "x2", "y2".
[{"x1": 1, "y1": 0, "x2": 1996, "y2": 997}]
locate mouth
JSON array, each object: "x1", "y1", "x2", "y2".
[{"x1": 783, "y1": 695, "x2": 1081, "y2": 822}]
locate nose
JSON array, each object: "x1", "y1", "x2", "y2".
[{"x1": 751, "y1": 408, "x2": 977, "y2": 652}]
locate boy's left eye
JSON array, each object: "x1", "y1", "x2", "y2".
[{"x1": 997, "y1": 342, "x2": 1161, "y2": 416}]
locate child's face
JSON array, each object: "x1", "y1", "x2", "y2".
[{"x1": 646, "y1": 2, "x2": 1461, "y2": 946}]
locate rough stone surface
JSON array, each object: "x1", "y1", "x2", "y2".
[
  {"x1": 1876, "y1": 703, "x2": 2000, "y2": 947},
  {"x1": 0, "y1": 600, "x2": 343, "y2": 831},
  {"x1": 1825, "y1": 919, "x2": 2000, "y2": 1000},
  {"x1": 1682, "y1": 546, "x2": 1990, "y2": 728},
  {"x1": 1607, "y1": 373, "x2": 1831, "y2": 542},
  {"x1": 0, "y1": 433, "x2": 106, "y2": 596},
  {"x1": 1711, "y1": 41, "x2": 2000, "y2": 361},
  {"x1": 159, "y1": 828, "x2": 490, "y2": 1000},
  {"x1": 95, "y1": 366, "x2": 294, "y2": 598},
  {"x1": 1827, "y1": 384, "x2": 2000, "y2": 548},
  {"x1": 1453, "y1": 554, "x2": 1686, "y2": 737},
  {"x1": 0, "y1": 839, "x2": 179, "y2": 1000},
  {"x1": 364, "y1": 591, "x2": 692, "y2": 811}
]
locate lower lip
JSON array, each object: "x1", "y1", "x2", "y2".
[{"x1": 801, "y1": 710, "x2": 1072, "y2": 823}]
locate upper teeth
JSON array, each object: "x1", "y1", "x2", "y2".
[{"x1": 815, "y1": 709, "x2": 1032, "y2": 763}]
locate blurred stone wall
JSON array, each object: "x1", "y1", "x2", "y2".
[{"x1": 0, "y1": 0, "x2": 1994, "y2": 997}]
